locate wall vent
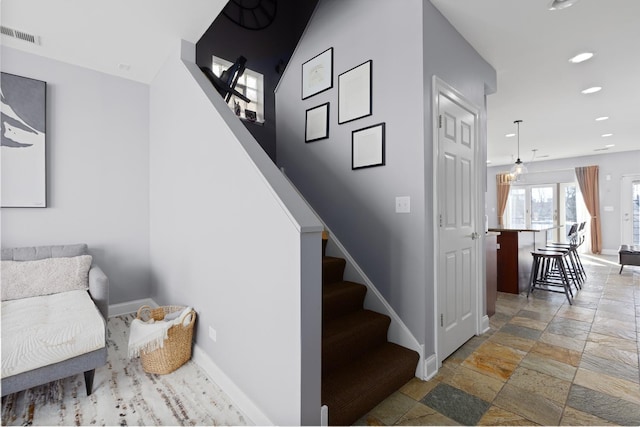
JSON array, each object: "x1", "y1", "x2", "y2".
[{"x1": 0, "y1": 26, "x2": 41, "y2": 45}]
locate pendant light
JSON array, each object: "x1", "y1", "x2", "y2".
[{"x1": 510, "y1": 119, "x2": 528, "y2": 180}]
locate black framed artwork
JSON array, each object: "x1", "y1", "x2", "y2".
[
  {"x1": 305, "y1": 102, "x2": 330, "y2": 143},
  {"x1": 338, "y1": 60, "x2": 372, "y2": 124},
  {"x1": 1, "y1": 72, "x2": 47, "y2": 207},
  {"x1": 352, "y1": 122, "x2": 385, "y2": 170},
  {"x1": 302, "y1": 47, "x2": 333, "y2": 100}
]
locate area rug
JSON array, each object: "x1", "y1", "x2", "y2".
[{"x1": 1, "y1": 314, "x2": 248, "y2": 426}]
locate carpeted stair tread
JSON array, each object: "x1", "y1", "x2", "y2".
[
  {"x1": 322, "y1": 310, "x2": 390, "y2": 374},
  {"x1": 322, "y1": 281, "x2": 367, "y2": 322},
  {"x1": 323, "y1": 256, "x2": 346, "y2": 286},
  {"x1": 322, "y1": 342, "x2": 419, "y2": 426}
]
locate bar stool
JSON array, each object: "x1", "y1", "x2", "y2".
[
  {"x1": 528, "y1": 250, "x2": 574, "y2": 305},
  {"x1": 547, "y1": 222, "x2": 586, "y2": 282},
  {"x1": 537, "y1": 245, "x2": 583, "y2": 291}
]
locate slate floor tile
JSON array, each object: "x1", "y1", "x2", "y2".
[
  {"x1": 567, "y1": 384, "x2": 640, "y2": 426},
  {"x1": 421, "y1": 383, "x2": 490, "y2": 426}
]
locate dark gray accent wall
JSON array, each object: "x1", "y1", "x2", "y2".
[
  {"x1": 276, "y1": 0, "x2": 496, "y2": 357},
  {"x1": 196, "y1": 0, "x2": 319, "y2": 162}
]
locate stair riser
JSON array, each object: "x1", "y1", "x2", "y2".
[
  {"x1": 328, "y1": 364, "x2": 415, "y2": 426},
  {"x1": 322, "y1": 290, "x2": 365, "y2": 322},
  {"x1": 323, "y1": 316, "x2": 390, "y2": 374},
  {"x1": 322, "y1": 257, "x2": 346, "y2": 285}
]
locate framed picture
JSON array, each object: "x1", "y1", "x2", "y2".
[
  {"x1": 302, "y1": 47, "x2": 333, "y2": 100},
  {"x1": 305, "y1": 102, "x2": 330, "y2": 143},
  {"x1": 1, "y1": 72, "x2": 47, "y2": 207},
  {"x1": 338, "y1": 60, "x2": 372, "y2": 124},
  {"x1": 352, "y1": 123, "x2": 385, "y2": 170}
]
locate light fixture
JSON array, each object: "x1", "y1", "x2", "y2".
[
  {"x1": 549, "y1": 0, "x2": 580, "y2": 10},
  {"x1": 595, "y1": 116, "x2": 609, "y2": 121},
  {"x1": 569, "y1": 52, "x2": 594, "y2": 63},
  {"x1": 601, "y1": 133, "x2": 613, "y2": 137},
  {"x1": 505, "y1": 133, "x2": 516, "y2": 138},
  {"x1": 510, "y1": 120, "x2": 528, "y2": 180},
  {"x1": 581, "y1": 86, "x2": 602, "y2": 94},
  {"x1": 605, "y1": 144, "x2": 615, "y2": 148}
]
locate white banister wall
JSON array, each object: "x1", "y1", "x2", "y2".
[{"x1": 149, "y1": 40, "x2": 323, "y2": 425}]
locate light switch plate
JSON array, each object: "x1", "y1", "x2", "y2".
[{"x1": 396, "y1": 196, "x2": 410, "y2": 213}]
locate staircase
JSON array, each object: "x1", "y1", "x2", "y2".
[{"x1": 321, "y1": 235, "x2": 419, "y2": 426}]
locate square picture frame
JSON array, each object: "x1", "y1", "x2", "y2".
[
  {"x1": 352, "y1": 122, "x2": 385, "y2": 170},
  {"x1": 1, "y1": 72, "x2": 47, "y2": 208},
  {"x1": 338, "y1": 60, "x2": 372, "y2": 124},
  {"x1": 305, "y1": 102, "x2": 330, "y2": 143},
  {"x1": 302, "y1": 47, "x2": 333, "y2": 100}
]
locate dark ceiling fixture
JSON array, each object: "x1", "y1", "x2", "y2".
[
  {"x1": 510, "y1": 120, "x2": 528, "y2": 181},
  {"x1": 223, "y1": 0, "x2": 277, "y2": 31}
]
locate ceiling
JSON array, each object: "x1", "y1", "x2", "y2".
[
  {"x1": 2, "y1": 0, "x2": 639, "y2": 167},
  {"x1": 430, "y1": 0, "x2": 640, "y2": 167},
  {"x1": 0, "y1": 0, "x2": 227, "y2": 83}
]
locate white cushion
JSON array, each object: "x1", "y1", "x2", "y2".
[
  {"x1": 1, "y1": 255, "x2": 92, "y2": 301},
  {"x1": 1, "y1": 290, "x2": 106, "y2": 378}
]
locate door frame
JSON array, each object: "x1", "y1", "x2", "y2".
[
  {"x1": 431, "y1": 76, "x2": 484, "y2": 366},
  {"x1": 620, "y1": 174, "x2": 640, "y2": 245}
]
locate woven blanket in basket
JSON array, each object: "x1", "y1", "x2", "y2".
[{"x1": 128, "y1": 306, "x2": 192, "y2": 359}]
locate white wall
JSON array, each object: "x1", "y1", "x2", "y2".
[
  {"x1": 0, "y1": 46, "x2": 151, "y2": 304},
  {"x1": 486, "y1": 150, "x2": 640, "y2": 253},
  {"x1": 149, "y1": 41, "x2": 323, "y2": 426},
  {"x1": 277, "y1": 0, "x2": 496, "y2": 361}
]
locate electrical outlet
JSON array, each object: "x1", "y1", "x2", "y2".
[
  {"x1": 209, "y1": 326, "x2": 217, "y2": 342},
  {"x1": 395, "y1": 196, "x2": 411, "y2": 213}
]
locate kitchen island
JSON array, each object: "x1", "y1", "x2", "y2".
[{"x1": 488, "y1": 225, "x2": 563, "y2": 294}]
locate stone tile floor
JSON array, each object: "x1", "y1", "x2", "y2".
[{"x1": 355, "y1": 254, "x2": 640, "y2": 426}]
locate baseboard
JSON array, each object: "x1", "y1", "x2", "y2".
[
  {"x1": 192, "y1": 345, "x2": 273, "y2": 426},
  {"x1": 481, "y1": 315, "x2": 490, "y2": 334},
  {"x1": 108, "y1": 298, "x2": 158, "y2": 318},
  {"x1": 423, "y1": 354, "x2": 438, "y2": 381}
]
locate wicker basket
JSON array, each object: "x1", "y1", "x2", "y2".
[{"x1": 135, "y1": 305, "x2": 196, "y2": 375}]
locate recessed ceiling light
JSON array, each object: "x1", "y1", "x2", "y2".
[
  {"x1": 549, "y1": 0, "x2": 580, "y2": 10},
  {"x1": 595, "y1": 116, "x2": 609, "y2": 121},
  {"x1": 581, "y1": 86, "x2": 602, "y2": 94},
  {"x1": 601, "y1": 133, "x2": 613, "y2": 137},
  {"x1": 505, "y1": 133, "x2": 516, "y2": 138},
  {"x1": 486, "y1": 160, "x2": 492, "y2": 164},
  {"x1": 569, "y1": 52, "x2": 594, "y2": 63},
  {"x1": 605, "y1": 144, "x2": 615, "y2": 148}
]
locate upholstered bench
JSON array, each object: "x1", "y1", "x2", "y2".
[
  {"x1": 1, "y1": 244, "x2": 108, "y2": 396},
  {"x1": 619, "y1": 245, "x2": 640, "y2": 274}
]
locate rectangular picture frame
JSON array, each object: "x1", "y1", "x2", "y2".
[
  {"x1": 302, "y1": 47, "x2": 333, "y2": 100},
  {"x1": 338, "y1": 60, "x2": 372, "y2": 124},
  {"x1": 1, "y1": 72, "x2": 47, "y2": 207},
  {"x1": 305, "y1": 102, "x2": 330, "y2": 143},
  {"x1": 352, "y1": 122, "x2": 385, "y2": 170}
]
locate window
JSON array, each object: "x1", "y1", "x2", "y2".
[
  {"x1": 506, "y1": 181, "x2": 588, "y2": 243},
  {"x1": 212, "y1": 56, "x2": 265, "y2": 123}
]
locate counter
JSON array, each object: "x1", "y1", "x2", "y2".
[{"x1": 488, "y1": 225, "x2": 563, "y2": 294}]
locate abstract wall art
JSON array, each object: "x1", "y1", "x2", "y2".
[{"x1": 1, "y1": 72, "x2": 47, "y2": 207}]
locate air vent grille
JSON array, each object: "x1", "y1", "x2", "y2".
[{"x1": 0, "y1": 25, "x2": 40, "y2": 45}]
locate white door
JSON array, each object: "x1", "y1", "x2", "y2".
[
  {"x1": 436, "y1": 87, "x2": 479, "y2": 361},
  {"x1": 621, "y1": 175, "x2": 640, "y2": 245}
]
